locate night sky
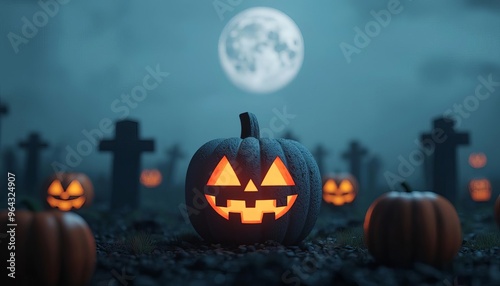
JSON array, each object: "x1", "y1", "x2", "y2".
[{"x1": 1, "y1": 0, "x2": 499, "y2": 194}]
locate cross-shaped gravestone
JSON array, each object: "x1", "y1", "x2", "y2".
[
  {"x1": 422, "y1": 152, "x2": 433, "y2": 190},
  {"x1": 99, "y1": 120, "x2": 155, "y2": 209},
  {"x1": 312, "y1": 144, "x2": 328, "y2": 177},
  {"x1": 420, "y1": 117, "x2": 469, "y2": 204},
  {"x1": 162, "y1": 143, "x2": 184, "y2": 189},
  {"x1": 282, "y1": 130, "x2": 299, "y2": 142},
  {"x1": 18, "y1": 133, "x2": 49, "y2": 195},
  {"x1": 0, "y1": 99, "x2": 8, "y2": 148},
  {"x1": 367, "y1": 155, "x2": 382, "y2": 192},
  {"x1": 342, "y1": 141, "x2": 368, "y2": 185}
]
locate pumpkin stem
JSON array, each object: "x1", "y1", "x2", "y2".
[
  {"x1": 240, "y1": 112, "x2": 260, "y2": 139},
  {"x1": 401, "y1": 182, "x2": 412, "y2": 193}
]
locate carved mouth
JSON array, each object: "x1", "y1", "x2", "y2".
[
  {"x1": 205, "y1": 194, "x2": 298, "y2": 224},
  {"x1": 47, "y1": 196, "x2": 86, "y2": 211}
]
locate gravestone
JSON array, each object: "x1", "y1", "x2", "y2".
[
  {"x1": 420, "y1": 117, "x2": 469, "y2": 204},
  {"x1": 99, "y1": 120, "x2": 155, "y2": 209},
  {"x1": 0, "y1": 99, "x2": 8, "y2": 148},
  {"x1": 18, "y1": 133, "x2": 49, "y2": 195},
  {"x1": 282, "y1": 130, "x2": 299, "y2": 142},
  {"x1": 312, "y1": 144, "x2": 328, "y2": 177},
  {"x1": 162, "y1": 143, "x2": 184, "y2": 189},
  {"x1": 367, "y1": 155, "x2": 382, "y2": 192},
  {"x1": 342, "y1": 141, "x2": 368, "y2": 187}
]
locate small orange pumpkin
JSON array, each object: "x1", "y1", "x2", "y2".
[
  {"x1": 0, "y1": 210, "x2": 96, "y2": 286},
  {"x1": 43, "y1": 172, "x2": 94, "y2": 211},
  {"x1": 364, "y1": 183, "x2": 461, "y2": 268},
  {"x1": 468, "y1": 178, "x2": 492, "y2": 202},
  {"x1": 140, "y1": 169, "x2": 163, "y2": 188}
]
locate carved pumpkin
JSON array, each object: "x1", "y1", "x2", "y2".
[
  {"x1": 468, "y1": 178, "x2": 492, "y2": 202},
  {"x1": 495, "y1": 195, "x2": 500, "y2": 228},
  {"x1": 0, "y1": 210, "x2": 96, "y2": 286},
  {"x1": 363, "y1": 183, "x2": 461, "y2": 267},
  {"x1": 140, "y1": 169, "x2": 162, "y2": 188},
  {"x1": 185, "y1": 112, "x2": 322, "y2": 245},
  {"x1": 468, "y1": 152, "x2": 487, "y2": 169},
  {"x1": 43, "y1": 172, "x2": 93, "y2": 211},
  {"x1": 322, "y1": 174, "x2": 358, "y2": 206}
]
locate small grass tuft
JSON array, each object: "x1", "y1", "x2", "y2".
[
  {"x1": 125, "y1": 232, "x2": 157, "y2": 255},
  {"x1": 465, "y1": 231, "x2": 500, "y2": 250},
  {"x1": 335, "y1": 227, "x2": 365, "y2": 248}
]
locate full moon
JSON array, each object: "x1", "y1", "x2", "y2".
[{"x1": 218, "y1": 7, "x2": 304, "y2": 94}]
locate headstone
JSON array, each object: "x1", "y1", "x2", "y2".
[
  {"x1": 163, "y1": 143, "x2": 184, "y2": 189},
  {"x1": 342, "y1": 141, "x2": 368, "y2": 186},
  {"x1": 282, "y1": 130, "x2": 299, "y2": 142},
  {"x1": 0, "y1": 99, "x2": 8, "y2": 148},
  {"x1": 420, "y1": 117, "x2": 469, "y2": 204},
  {"x1": 367, "y1": 155, "x2": 382, "y2": 192},
  {"x1": 423, "y1": 153, "x2": 433, "y2": 189},
  {"x1": 312, "y1": 144, "x2": 328, "y2": 177},
  {"x1": 99, "y1": 120, "x2": 154, "y2": 209},
  {"x1": 18, "y1": 133, "x2": 49, "y2": 195}
]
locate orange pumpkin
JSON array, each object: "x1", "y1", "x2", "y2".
[
  {"x1": 468, "y1": 178, "x2": 492, "y2": 202},
  {"x1": 468, "y1": 153, "x2": 487, "y2": 169},
  {"x1": 363, "y1": 183, "x2": 461, "y2": 267},
  {"x1": 185, "y1": 112, "x2": 321, "y2": 244},
  {"x1": 140, "y1": 169, "x2": 163, "y2": 188},
  {"x1": 0, "y1": 210, "x2": 96, "y2": 286},
  {"x1": 322, "y1": 174, "x2": 358, "y2": 206},
  {"x1": 43, "y1": 172, "x2": 94, "y2": 211}
]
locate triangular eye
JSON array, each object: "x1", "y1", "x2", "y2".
[
  {"x1": 339, "y1": 180, "x2": 353, "y2": 193},
  {"x1": 207, "y1": 156, "x2": 241, "y2": 186},
  {"x1": 261, "y1": 157, "x2": 295, "y2": 186},
  {"x1": 323, "y1": 179, "x2": 337, "y2": 192},
  {"x1": 66, "y1": 181, "x2": 84, "y2": 196},
  {"x1": 48, "y1": 180, "x2": 64, "y2": 195}
]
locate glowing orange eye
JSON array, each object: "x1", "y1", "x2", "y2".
[
  {"x1": 48, "y1": 180, "x2": 64, "y2": 195},
  {"x1": 66, "y1": 181, "x2": 84, "y2": 196},
  {"x1": 339, "y1": 180, "x2": 353, "y2": 193},
  {"x1": 261, "y1": 157, "x2": 295, "y2": 186},
  {"x1": 207, "y1": 156, "x2": 241, "y2": 186},
  {"x1": 323, "y1": 179, "x2": 337, "y2": 193}
]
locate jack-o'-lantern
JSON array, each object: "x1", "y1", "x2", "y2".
[
  {"x1": 0, "y1": 210, "x2": 96, "y2": 286},
  {"x1": 468, "y1": 178, "x2": 492, "y2": 202},
  {"x1": 185, "y1": 112, "x2": 322, "y2": 245},
  {"x1": 322, "y1": 174, "x2": 358, "y2": 206},
  {"x1": 468, "y1": 152, "x2": 487, "y2": 169},
  {"x1": 364, "y1": 183, "x2": 461, "y2": 268},
  {"x1": 43, "y1": 172, "x2": 93, "y2": 211},
  {"x1": 140, "y1": 169, "x2": 162, "y2": 188}
]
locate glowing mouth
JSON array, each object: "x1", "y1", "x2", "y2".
[
  {"x1": 205, "y1": 194, "x2": 298, "y2": 224},
  {"x1": 47, "y1": 196, "x2": 86, "y2": 211}
]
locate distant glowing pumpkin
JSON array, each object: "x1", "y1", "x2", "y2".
[
  {"x1": 43, "y1": 172, "x2": 93, "y2": 211},
  {"x1": 140, "y1": 169, "x2": 162, "y2": 188},
  {"x1": 322, "y1": 174, "x2": 358, "y2": 206},
  {"x1": 468, "y1": 153, "x2": 487, "y2": 169},
  {"x1": 468, "y1": 178, "x2": 492, "y2": 202}
]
